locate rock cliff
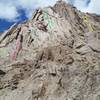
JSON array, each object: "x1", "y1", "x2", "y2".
[{"x1": 0, "y1": 1, "x2": 100, "y2": 100}]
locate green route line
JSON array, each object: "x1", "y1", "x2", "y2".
[
  {"x1": 31, "y1": 28, "x2": 37, "y2": 34},
  {"x1": 83, "y1": 15, "x2": 94, "y2": 32},
  {"x1": 0, "y1": 48, "x2": 8, "y2": 57},
  {"x1": 43, "y1": 10, "x2": 54, "y2": 30},
  {"x1": 30, "y1": 27, "x2": 41, "y2": 41},
  {"x1": 30, "y1": 27, "x2": 38, "y2": 37}
]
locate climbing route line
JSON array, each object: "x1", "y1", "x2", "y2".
[
  {"x1": 83, "y1": 15, "x2": 94, "y2": 32},
  {"x1": 43, "y1": 10, "x2": 54, "y2": 30},
  {"x1": 10, "y1": 35, "x2": 23, "y2": 60},
  {"x1": 43, "y1": 10, "x2": 57, "y2": 19},
  {"x1": 30, "y1": 27, "x2": 39, "y2": 38},
  {"x1": 0, "y1": 48, "x2": 8, "y2": 57}
]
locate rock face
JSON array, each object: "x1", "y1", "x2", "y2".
[{"x1": 0, "y1": 1, "x2": 100, "y2": 100}]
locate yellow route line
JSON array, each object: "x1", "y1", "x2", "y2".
[{"x1": 83, "y1": 15, "x2": 94, "y2": 32}]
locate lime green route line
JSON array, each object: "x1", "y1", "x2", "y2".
[
  {"x1": 43, "y1": 10, "x2": 55, "y2": 30},
  {"x1": 83, "y1": 15, "x2": 94, "y2": 32}
]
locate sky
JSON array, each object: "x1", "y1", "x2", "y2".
[{"x1": 0, "y1": 0, "x2": 100, "y2": 32}]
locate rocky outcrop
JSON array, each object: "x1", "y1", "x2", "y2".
[{"x1": 0, "y1": 1, "x2": 100, "y2": 100}]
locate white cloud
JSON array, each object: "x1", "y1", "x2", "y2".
[
  {"x1": 67, "y1": 0, "x2": 100, "y2": 14},
  {"x1": 0, "y1": 0, "x2": 100, "y2": 22},
  {"x1": 87, "y1": 0, "x2": 100, "y2": 14},
  {"x1": 0, "y1": 2, "x2": 19, "y2": 21},
  {"x1": 0, "y1": 0, "x2": 57, "y2": 21},
  {"x1": 16, "y1": 0, "x2": 57, "y2": 18}
]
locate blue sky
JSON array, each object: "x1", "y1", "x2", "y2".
[
  {"x1": 0, "y1": 0, "x2": 100, "y2": 32},
  {"x1": 0, "y1": 8, "x2": 27, "y2": 32}
]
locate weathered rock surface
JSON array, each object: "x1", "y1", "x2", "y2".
[{"x1": 0, "y1": 1, "x2": 100, "y2": 100}]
